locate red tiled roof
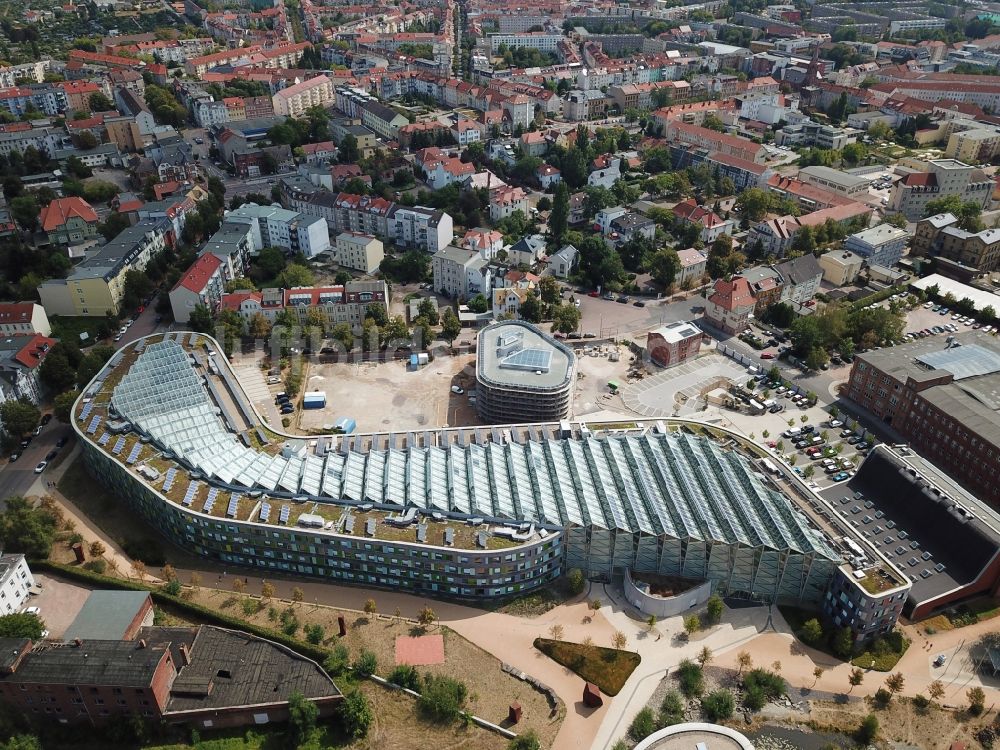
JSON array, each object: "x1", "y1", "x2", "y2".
[
  {"x1": 0, "y1": 302, "x2": 35, "y2": 325},
  {"x1": 220, "y1": 291, "x2": 262, "y2": 311},
  {"x1": 39, "y1": 197, "x2": 98, "y2": 232},
  {"x1": 13, "y1": 334, "x2": 55, "y2": 369},
  {"x1": 709, "y1": 276, "x2": 754, "y2": 311},
  {"x1": 173, "y1": 253, "x2": 221, "y2": 293}
]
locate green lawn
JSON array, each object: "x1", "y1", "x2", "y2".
[
  {"x1": 49, "y1": 315, "x2": 111, "y2": 347},
  {"x1": 851, "y1": 631, "x2": 911, "y2": 672},
  {"x1": 534, "y1": 637, "x2": 640, "y2": 696}
]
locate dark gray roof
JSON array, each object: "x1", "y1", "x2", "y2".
[
  {"x1": 64, "y1": 591, "x2": 152, "y2": 641},
  {"x1": 0, "y1": 638, "x2": 169, "y2": 687},
  {"x1": 163, "y1": 626, "x2": 340, "y2": 714},
  {"x1": 775, "y1": 253, "x2": 822, "y2": 285}
]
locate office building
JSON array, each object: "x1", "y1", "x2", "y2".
[
  {"x1": 845, "y1": 224, "x2": 910, "y2": 268},
  {"x1": 889, "y1": 159, "x2": 993, "y2": 221}
]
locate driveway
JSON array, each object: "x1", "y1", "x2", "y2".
[
  {"x1": 28, "y1": 573, "x2": 92, "y2": 639},
  {"x1": 622, "y1": 354, "x2": 746, "y2": 418},
  {"x1": 229, "y1": 354, "x2": 281, "y2": 427}
]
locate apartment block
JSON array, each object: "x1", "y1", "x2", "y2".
[
  {"x1": 889, "y1": 159, "x2": 993, "y2": 221},
  {"x1": 0, "y1": 303, "x2": 50, "y2": 337},
  {"x1": 845, "y1": 224, "x2": 910, "y2": 268},
  {"x1": 334, "y1": 232, "x2": 384, "y2": 274},
  {"x1": 169, "y1": 253, "x2": 225, "y2": 324},
  {"x1": 432, "y1": 246, "x2": 491, "y2": 299},
  {"x1": 272, "y1": 75, "x2": 334, "y2": 118},
  {"x1": 226, "y1": 203, "x2": 331, "y2": 259}
]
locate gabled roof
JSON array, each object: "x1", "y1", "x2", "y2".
[
  {"x1": 708, "y1": 276, "x2": 754, "y2": 311},
  {"x1": 39, "y1": 197, "x2": 99, "y2": 232},
  {"x1": 12, "y1": 334, "x2": 55, "y2": 369},
  {"x1": 173, "y1": 253, "x2": 222, "y2": 294}
]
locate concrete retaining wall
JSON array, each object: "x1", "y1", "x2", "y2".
[{"x1": 622, "y1": 570, "x2": 712, "y2": 619}]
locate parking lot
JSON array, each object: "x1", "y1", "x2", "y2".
[
  {"x1": 622, "y1": 354, "x2": 746, "y2": 418},
  {"x1": 27, "y1": 573, "x2": 92, "y2": 639}
]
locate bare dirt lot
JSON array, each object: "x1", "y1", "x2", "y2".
[{"x1": 296, "y1": 354, "x2": 480, "y2": 433}]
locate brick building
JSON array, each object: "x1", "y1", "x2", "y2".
[{"x1": 646, "y1": 321, "x2": 703, "y2": 368}]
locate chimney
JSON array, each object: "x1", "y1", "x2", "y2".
[
  {"x1": 136, "y1": 639, "x2": 147, "y2": 650},
  {"x1": 179, "y1": 644, "x2": 191, "y2": 666}
]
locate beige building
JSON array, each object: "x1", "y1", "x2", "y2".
[
  {"x1": 38, "y1": 221, "x2": 166, "y2": 317},
  {"x1": 818, "y1": 249, "x2": 864, "y2": 286},
  {"x1": 334, "y1": 232, "x2": 384, "y2": 274},
  {"x1": 888, "y1": 159, "x2": 993, "y2": 221},
  {"x1": 945, "y1": 128, "x2": 1000, "y2": 165},
  {"x1": 797, "y1": 166, "x2": 870, "y2": 199},
  {"x1": 272, "y1": 75, "x2": 334, "y2": 118}
]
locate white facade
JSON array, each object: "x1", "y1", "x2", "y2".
[
  {"x1": 389, "y1": 206, "x2": 453, "y2": 254},
  {"x1": 0, "y1": 304, "x2": 50, "y2": 337},
  {"x1": 432, "y1": 246, "x2": 491, "y2": 299},
  {"x1": 0, "y1": 554, "x2": 34, "y2": 616}
]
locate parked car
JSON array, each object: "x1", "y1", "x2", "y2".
[
  {"x1": 9, "y1": 453, "x2": 18, "y2": 462},
  {"x1": 23, "y1": 606, "x2": 39, "y2": 616},
  {"x1": 33, "y1": 462, "x2": 46, "y2": 474},
  {"x1": 616, "y1": 295, "x2": 630, "y2": 304},
  {"x1": 45, "y1": 451, "x2": 56, "y2": 461},
  {"x1": 56, "y1": 437, "x2": 68, "y2": 448},
  {"x1": 451, "y1": 385, "x2": 464, "y2": 394},
  {"x1": 831, "y1": 471, "x2": 850, "y2": 482},
  {"x1": 828, "y1": 419, "x2": 843, "y2": 428},
  {"x1": 40, "y1": 414, "x2": 51, "y2": 426},
  {"x1": 767, "y1": 404, "x2": 783, "y2": 413},
  {"x1": 633, "y1": 300, "x2": 645, "y2": 307},
  {"x1": 761, "y1": 352, "x2": 775, "y2": 359}
]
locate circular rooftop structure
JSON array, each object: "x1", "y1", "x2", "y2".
[
  {"x1": 633, "y1": 723, "x2": 755, "y2": 750},
  {"x1": 475, "y1": 321, "x2": 575, "y2": 424}
]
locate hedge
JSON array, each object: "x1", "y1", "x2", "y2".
[{"x1": 31, "y1": 561, "x2": 329, "y2": 664}]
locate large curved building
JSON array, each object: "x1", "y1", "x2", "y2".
[
  {"x1": 474, "y1": 321, "x2": 575, "y2": 424},
  {"x1": 71, "y1": 333, "x2": 904, "y2": 627}
]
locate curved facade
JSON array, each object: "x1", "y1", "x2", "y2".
[
  {"x1": 72, "y1": 333, "x2": 845, "y2": 606},
  {"x1": 475, "y1": 321, "x2": 575, "y2": 424}
]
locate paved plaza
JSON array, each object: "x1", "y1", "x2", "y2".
[{"x1": 621, "y1": 354, "x2": 747, "y2": 418}]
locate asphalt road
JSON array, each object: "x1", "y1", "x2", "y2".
[{"x1": 0, "y1": 422, "x2": 74, "y2": 502}]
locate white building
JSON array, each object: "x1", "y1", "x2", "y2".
[
  {"x1": 845, "y1": 224, "x2": 909, "y2": 268},
  {"x1": 388, "y1": 205, "x2": 453, "y2": 254},
  {"x1": 549, "y1": 244, "x2": 578, "y2": 278},
  {"x1": 334, "y1": 231, "x2": 384, "y2": 274},
  {"x1": 489, "y1": 186, "x2": 529, "y2": 223},
  {"x1": 0, "y1": 554, "x2": 34, "y2": 616},
  {"x1": 432, "y1": 245, "x2": 492, "y2": 299},
  {"x1": 226, "y1": 203, "x2": 331, "y2": 258},
  {"x1": 169, "y1": 252, "x2": 225, "y2": 324},
  {"x1": 0, "y1": 303, "x2": 50, "y2": 337}
]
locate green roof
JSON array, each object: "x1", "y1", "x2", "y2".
[{"x1": 64, "y1": 591, "x2": 151, "y2": 641}]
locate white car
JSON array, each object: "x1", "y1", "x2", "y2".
[
  {"x1": 33, "y1": 461, "x2": 47, "y2": 474},
  {"x1": 451, "y1": 386, "x2": 465, "y2": 395},
  {"x1": 23, "y1": 606, "x2": 39, "y2": 616}
]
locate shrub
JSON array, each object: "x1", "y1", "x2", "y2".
[
  {"x1": 83, "y1": 559, "x2": 106, "y2": 574},
  {"x1": 799, "y1": 617, "x2": 824, "y2": 646},
  {"x1": 353, "y1": 649, "x2": 377, "y2": 677},
  {"x1": 744, "y1": 668, "x2": 785, "y2": 700},
  {"x1": 857, "y1": 713, "x2": 879, "y2": 743},
  {"x1": 744, "y1": 684, "x2": 767, "y2": 711},
  {"x1": 913, "y1": 694, "x2": 930, "y2": 711},
  {"x1": 705, "y1": 594, "x2": 723, "y2": 624},
  {"x1": 676, "y1": 659, "x2": 704, "y2": 698},
  {"x1": 240, "y1": 598, "x2": 259, "y2": 616},
  {"x1": 566, "y1": 568, "x2": 585, "y2": 595},
  {"x1": 338, "y1": 690, "x2": 372, "y2": 740},
  {"x1": 418, "y1": 674, "x2": 467, "y2": 723},
  {"x1": 628, "y1": 707, "x2": 657, "y2": 742},
  {"x1": 873, "y1": 688, "x2": 892, "y2": 708},
  {"x1": 701, "y1": 689, "x2": 735, "y2": 721},
  {"x1": 660, "y1": 689, "x2": 684, "y2": 726},
  {"x1": 508, "y1": 731, "x2": 541, "y2": 750},
  {"x1": 304, "y1": 623, "x2": 324, "y2": 645},
  {"x1": 833, "y1": 626, "x2": 854, "y2": 658},
  {"x1": 388, "y1": 664, "x2": 421, "y2": 691},
  {"x1": 324, "y1": 644, "x2": 350, "y2": 676}
]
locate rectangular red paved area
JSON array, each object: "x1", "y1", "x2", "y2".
[{"x1": 394, "y1": 634, "x2": 445, "y2": 666}]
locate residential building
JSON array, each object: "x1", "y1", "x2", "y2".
[
  {"x1": 279, "y1": 282, "x2": 389, "y2": 328},
  {"x1": 549, "y1": 245, "x2": 578, "y2": 279},
  {"x1": 818, "y1": 250, "x2": 864, "y2": 286},
  {"x1": 169, "y1": 253, "x2": 225, "y2": 324},
  {"x1": 38, "y1": 221, "x2": 167, "y2": 317},
  {"x1": 0, "y1": 334, "x2": 55, "y2": 406},
  {"x1": 672, "y1": 198, "x2": 734, "y2": 243},
  {"x1": 0, "y1": 303, "x2": 50, "y2": 337},
  {"x1": 360, "y1": 101, "x2": 408, "y2": 140},
  {"x1": 201, "y1": 222, "x2": 254, "y2": 282},
  {"x1": 945, "y1": 128, "x2": 1000, "y2": 165},
  {"x1": 646, "y1": 321, "x2": 703, "y2": 368},
  {"x1": 797, "y1": 166, "x2": 871, "y2": 200},
  {"x1": 676, "y1": 248, "x2": 707, "y2": 286},
  {"x1": 912, "y1": 212, "x2": 1000, "y2": 276},
  {"x1": 775, "y1": 254, "x2": 823, "y2": 307},
  {"x1": 452, "y1": 119, "x2": 481, "y2": 146},
  {"x1": 537, "y1": 164, "x2": 562, "y2": 189},
  {"x1": 664, "y1": 120, "x2": 767, "y2": 163},
  {"x1": 475, "y1": 322, "x2": 575, "y2": 423},
  {"x1": 432, "y1": 246, "x2": 491, "y2": 299},
  {"x1": 462, "y1": 228, "x2": 503, "y2": 260},
  {"x1": 703, "y1": 275, "x2": 755, "y2": 334},
  {"x1": 226, "y1": 204, "x2": 331, "y2": 259},
  {"x1": 333, "y1": 232, "x2": 383, "y2": 274},
  {"x1": 845, "y1": 224, "x2": 909, "y2": 268},
  {"x1": 742, "y1": 265, "x2": 783, "y2": 314},
  {"x1": 272, "y1": 75, "x2": 334, "y2": 118},
  {"x1": 0, "y1": 555, "x2": 33, "y2": 616},
  {"x1": 888, "y1": 159, "x2": 993, "y2": 221},
  {"x1": 776, "y1": 120, "x2": 859, "y2": 150},
  {"x1": 507, "y1": 234, "x2": 547, "y2": 266},
  {"x1": 489, "y1": 186, "x2": 529, "y2": 224},
  {"x1": 0, "y1": 624, "x2": 341, "y2": 729},
  {"x1": 39, "y1": 197, "x2": 99, "y2": 246},
  {"x1": 385, "y1": 205, "x2": 451, "y2": 255}
]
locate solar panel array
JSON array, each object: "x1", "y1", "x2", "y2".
[
  {"x1": 260, "y1": 502, "x2": 271, "y2": 522},
  {"x1": 97, "y1": 432, "x2": 110, "y2": 446},
  {"x1": 78, "y1": 402, "x2": 94, "y2": 422},
  {"x1": 204, "y1": 488, "x2": 219, "y2": 514},
  {"x1": 126, "y1": 444, "x2": 141, "y2": 464},
  {"x1": 162, "y1": 468, "x2": 177, "y2": 493},
  {"x1": 279, "y1": 505, "x2": 289, "y2": 524},
  {"x1": 182, "y1": 481, "x2": 199, "y2": 507},
  {"x1": 226, "y1": 496, "x2": 238, "y2": 518},
  {"x1": 86, "y1": 415, "x2": 102, "y2": 435},
  {"x1": 111, "y1": 436, "x2": 126, "y2": 455}
]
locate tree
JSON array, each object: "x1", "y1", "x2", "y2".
[
  {"x1": 737, "y1": 650, "x2": 753, "y2": 674},
  {"x1": 440, "y1": 307, "x2": 461, "y2": 343},
  {"x1": 276, "y1": 264, "x2": 314, "y2": 289},
  {"x1": 967, "y1": 686, "x2": 986, "y2": 715},
  {"x1": 884, "y1": 672, "x2": 905, "y2": 701},
  {"x1": 38, "y1": 342, "x2": 80, "y2": 392},
  {"x1": 519, "y1": 291, "x2": 543, "y2": 323},
  {"x1": 848, "y1": 667, "x2": 864, "y2": 692},
  {"x1": 467, "y1": 294, "x2": 489, "y2": 313},
  {"x1": 628, "y1": 708, "x2": 657, "y2": 742},
  {"x1": 857, "y1": 714, "x2": 879, "y2": 744},
  {"x1": 292, "y1": 587, "x2": 304, "y2": 602},
  {"x1": 10, "y1": 196, "x2": 40, "y2": 232},
  {"x1": 187, "y1": 304, "x2": 213, "y2": 334},
  {"x1": 549, "y1": 623, "x2": 564, "y2": 640},
  {"x1": 567, "y1": 568, "x2": 585, "y2": 595},
  {"x1": 363, "y1": 598, "x2": 377, "y2": 616},
  {"x1": 928, "y1": 679, "x2": 945, "y2": 706},
  {"x1": 551, "y1": 303, "x2": 581, "y2": 334},
  {"x1": 261, "y1": 581, "x2": 274, "y2": 600},
  {"x1": 0, "y1": 612, "x2": 44, "y2": 639},
  {"x1": 0, "y1": 497, "x2": 57, "y2": 559},
  {"x1": 0, "y1": 400, "x2": 40, "y2": 438},
  {"x1": 612, "y1": 631, "x2": 627, "y2": 650},
  {"x1": 232, "y1": 578, "x2": 246, "y2": 594},
  {"x1": 419, "y1": 674, "x2": 467, "y2": 723},
  {"x1": 338, "y1": 689, "x2": 373, "y2": 739},
  {"x1": 684, "y1": 614, "x2": 700, "y2": 637},
  {"x1": 287, "y1": 691, "x2": 318, "y2": 747},
  {"x1": 646, "y1": 614, "x2": 657, "y2": 632},
  {"x1": 52, "y1": 388, "x2": 79, "y2": 424},
  {"x1": 813, "y1": 666, "x2": 824, "y2": 685},
  {"x1": 353, "y1": 649, "x2": 377, "y2": 676},
  {"x1": 549, "y1": 182, "x2": 569, "y2": 243},
  {"x1": 799, "y1": 618, "x2": 824, "y2": 646},
  {"x1": 131, "y1": 560, "x2": 147, "y2": 581},
  {"x1": 538, "y1": 275, "x2": 561, "y2": 306},
  {"x1": 705, "y1": 594, "x2": 723, "y2": 624},
  {"x1": 697, "y1": 645, "x2": 713, "y2": 669},
  {"x1": 89, "y1": 92, "x2": 114, "y2": 112},
  {"x1": 735, "y1": 188, "x2": 772, "y2": 222},
  {"x1": 649, "y1": 247, "x2": 680, "y2": 287}
]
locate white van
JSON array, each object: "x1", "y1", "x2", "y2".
[{"x1": 783, "y1": 427, "x2": 802, "y2": 438}]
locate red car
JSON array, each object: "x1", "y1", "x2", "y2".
[
  {"x1": 588, "y1": 291, "x2": 600, "y2": 297},
  {"x1": 761, "y1": 352, "x2": 775, "y2": 359}
]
